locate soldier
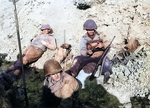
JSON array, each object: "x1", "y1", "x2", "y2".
[
  {"x1": 5, "y1": 24, "x2": 57, "y2": 82},
  {"x1": 66, "y1": 19, "x2": 113, "y2": 84},
  {"x1": 38, "y1": 59, "x2": 80, "y2": 108}
]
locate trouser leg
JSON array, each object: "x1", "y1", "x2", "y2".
[
  {"x1": 70, "y1": 55, "x2": 100, "y2": 77},
  {"x1": 101, "y1": 57, "x2": 112, "y2": 75},
  {"x1": 13, "y1": 59, "x2": 23, "y2": 75},
  {"x1": 5, "y1": 65, "x2": 15, "y2": 73},
  {"x1": 101, "y1": 57, "x2": 112, "y2": 84}
]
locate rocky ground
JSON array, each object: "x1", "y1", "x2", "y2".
[
  {"x1": 103, "y1": 43, "x2": 150, "y2": 106},
  {"x1": 0, "y1": 0, "x2": 150, "y2": 107}
]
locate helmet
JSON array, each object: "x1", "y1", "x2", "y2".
[
  {"x1": 83, "y1": 19, "x2": 97, "y2": 30},
  {"x1": 41, "y1": 24, "x2": 51, "y2": 30},
  {"x1": 44, "y1": 59, "x2": 62, "y2": 76}
]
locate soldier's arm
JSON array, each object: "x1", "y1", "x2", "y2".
[
  {"x1": 86, "y1": 39, "x2": 104, "y2": 50},
  {"x1": 80, "y1": 38, "x2": 88, "y2": 56},
  {"x1": 61, "y1": 77, "x2": 79, "y2": 99},
  {"x1": 41, "y1": 38, "x2": 56, "y2": 50}
]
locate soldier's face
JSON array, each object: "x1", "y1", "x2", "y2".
[
  {"x1": 50, "y1": 73, "x2": 61, "y2": 81},
  {"x1": 86, "y1": 30, "x2": 95, "y2": 38},
  {"x1": 42, "y1": 29, "x2": 50, "y2": 34}
]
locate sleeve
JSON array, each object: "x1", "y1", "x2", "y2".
[
  {"x1": 14, "y1": 59, "x2": 22, "y2": 71},
  {"x1": 61, "y1": 76, "x2": 79, "y2": 99},
  {"x1": 38, "y1": 85, "x2": 61, "y2": 108},
  {"x1": 50, "y1": 37, "x2": 57, "y2": 48},
  {"x1": 45, "y1": 36, "x2": 57, "y2": 50},
  {"x1": 80, "y1": 38, "x2": 88, "y2": 56},
  {"x1": 38, "y1": 86, "x2": 52, "y2": 108}
]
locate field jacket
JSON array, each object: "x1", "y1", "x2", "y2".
[{"x1": 44, "y1": 72, "x2": 79, "y2": 99}]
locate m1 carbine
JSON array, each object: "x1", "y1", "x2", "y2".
[{"x1": 89, "y1": 36, "x2": 116, "y2": 81}]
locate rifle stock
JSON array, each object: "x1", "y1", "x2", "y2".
[{"x1": 89, "y1": 36, "x2": 116, "y2": 81}]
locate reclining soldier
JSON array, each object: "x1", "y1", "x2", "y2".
[
  {"x1": 4, "y1": 24, "x2": 57, "y2": 83},
  {"x1": 66, "y1": 19, "x2": 113, "y2": 84},
  {"x1": 38, "y1": 59, "x2": 81, "y2": 108}
]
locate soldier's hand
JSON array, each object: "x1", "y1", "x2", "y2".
[{"x1": 87, "y1": 50, "x2": 93, "y2": 56}]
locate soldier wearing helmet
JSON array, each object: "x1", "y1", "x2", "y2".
[
  {"x1": 39, "y1": 59, "x2": 80, "y2": 108},
  {"x1": 5, "y1": 24, "x2": 57, "y2": 82},
  {"x1": 66, "y1": 19, "x2": 112, "y2": 84}
]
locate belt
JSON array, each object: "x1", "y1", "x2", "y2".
[{"x1": 32, "y1": 45, "x2": 43, "y2": 51}]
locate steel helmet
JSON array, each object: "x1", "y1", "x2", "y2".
[
  {"x1": 44, "y1": 59, "x2": 62, "y2": 77},
  {"x1": 41, "y1": 24, "x2": 51, "y2": 30},
  {"x1": 83, "y1": 19, "x2": 97, "y2": 30}
]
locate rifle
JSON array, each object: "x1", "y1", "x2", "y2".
[{"x1": 89, "y1": 36, "x2": 116, "y2": 81}]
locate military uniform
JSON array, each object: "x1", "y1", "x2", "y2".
[
  {"x1": 39, "y1": 59, "x2": 81, "y2": 108},
  {"x1": 70, "y1": 32, "x2": 112, "y2": 77},
  {"x1": 68, "y1": 19, "x2": 112, "y2": 83},
  {"x1": 44, "y1": 71, "x2": 79, "y2": 99},
  {"x1": 23, "y1": 34, "x2": 56, "y2": 64}
]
